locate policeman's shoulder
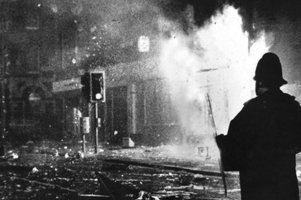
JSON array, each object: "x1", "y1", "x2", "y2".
[
  {"x1": 282, "y1": 93, "x2": 300, "y2": 107},
  {"x1": 243, "y1": 97, "x2": 259, "y2": 107}
]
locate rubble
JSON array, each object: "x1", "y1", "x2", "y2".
[
  {"x1": 0, "y1": 140, "x2": 245, "y2": 199},
  {"x1": 31, "y1": 167, "x2": 39, "y2": 173}
]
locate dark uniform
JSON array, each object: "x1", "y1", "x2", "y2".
[{"x1": 216, "y1": 53, "x2": 301, "y2": 200}]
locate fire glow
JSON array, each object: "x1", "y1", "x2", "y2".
[{"x1": 159, "y1": 5, "x2": 270, "y2": 159}]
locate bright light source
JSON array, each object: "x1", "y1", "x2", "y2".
[
  {"x1": 95, "y1": 93, "x2": 102, "y2": 100},
  {"x1": 138, "y1": 36, "x2": 150, "y2": 52},
  {"x1": 90, "y1": 72, "x2": 105, "y2": 102},
  {"x1": 159, "y1": 4, "x2": 269, "y2": 146}
]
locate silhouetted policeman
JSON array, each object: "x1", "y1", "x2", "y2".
[{"x1": 216, "y1": 52, "x2": 301, "y2": 200}]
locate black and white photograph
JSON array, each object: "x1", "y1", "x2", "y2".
[{"x1": 1, "y1": 0, "x2": 301, "y2": 199}]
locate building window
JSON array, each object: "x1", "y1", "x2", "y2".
[
  {"x1": 10, "y1": 100, "x2": 56, "y2": 126},
  {"x1": 0, "y1": 14, "x2": 10, "y2": 32},
  {"x1": 26, "y1": 45, "x2": 40, "y2": 73},
  {"x1": 10, "y1": 101, "x2": 24, "y2": 125},
  {"x1": 143, "y1": 79, "x2": 176, "y2": 126},
  {"x1": 25, "y1": 13, "x2": 39, "y2": 30}
]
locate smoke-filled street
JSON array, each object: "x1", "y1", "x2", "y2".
[{"x1": 2, "y1": 0, "x2": 301, "y2": 199}]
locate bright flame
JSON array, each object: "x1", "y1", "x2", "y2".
[{"x1": 159, "y1": 5, "x2": 270, "y2": 159}]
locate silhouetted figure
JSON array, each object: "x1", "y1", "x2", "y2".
[{"x1": 216, "y1": 52, "x2": 301, "y2": 200}]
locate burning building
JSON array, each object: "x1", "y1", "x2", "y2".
[{"x1": 1, "y1": 0, "x2": 301, "y2": 158}]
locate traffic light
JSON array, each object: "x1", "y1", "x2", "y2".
[
  {"x1": 90, "y1": 72, "x2": 105, "y2": 102},
  {"x1": 81, "y1": 72, "x2": 90, "y2": 102}
]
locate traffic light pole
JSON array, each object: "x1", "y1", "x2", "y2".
[
  {"x1": 80, "y1": 117, "x2": 86, "y2": 154},
  {"x1": 94, "y1": 102, "x2": 99, "y2": 154},
  {"x1": 81, "y1": 71, "x2": 105, "y2": 154},
  {"x1": 82, "y1": 131, "x2": 86, "y2": 153}
]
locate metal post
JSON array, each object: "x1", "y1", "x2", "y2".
[
  {"x1": 207, "y1": 94, "x2": 227, "y2": 197},
  {"x1": 80, "y1": 117, "x2": 86, "y2": 153},
  {"x1": 94, "y1": 102, "x2": 99, "y2": 154},
  {"x1": 130, "y1": 84, "x2": 137, "y2": 135},
  {"x1": 82, "y1": 132, "x2": 86, "y2": 153},
  {"x1": 81, "y1": 116, "x2": 90, "y2": 154},
  {"x1": 103, "y1": 97, "x2": 108, "y2": 142}
]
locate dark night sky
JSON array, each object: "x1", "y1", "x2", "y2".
[{"x1": 154, "y1": 0, "x2": 301, "y2": 32}]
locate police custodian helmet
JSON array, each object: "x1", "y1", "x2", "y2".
[{"x1": 254, "y1": 52, "x2": 288, "y2": 86}]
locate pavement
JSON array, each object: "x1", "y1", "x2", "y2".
[
  {"x1": 0, "y1": 139, "x2": 242, "y2": 200},
  {"x1": 2, "y1": 139, "x2": 224, "y2": 172},
  {"x1": 2, "y1": 139, "x2": 301, "y2": 199}
]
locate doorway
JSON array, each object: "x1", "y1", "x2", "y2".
[{"x1": 106, "y1": 86, "x2": 127, "y2": 145}]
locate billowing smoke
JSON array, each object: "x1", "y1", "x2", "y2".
[
  {"x1": 158, "y1": 4, "x2": 270, "y2": 159},
  {"x1": 42, "y1": 0, "x2": 277, "y2": 159}
]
